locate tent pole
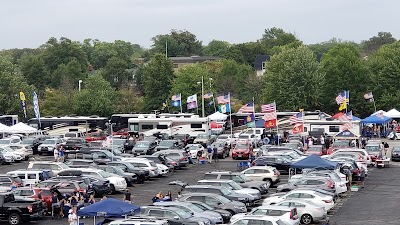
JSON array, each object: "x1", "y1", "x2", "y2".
[{"x1": 94, "y1": 216, "x2": 96, "y2": 225}]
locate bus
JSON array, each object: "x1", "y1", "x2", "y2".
[
  {"x1": 28, "y1": 116, "x2": 108, "y2": 130},
  {"x1": 111, "y1": 113, "x2": 195, "y2": 132},
  {"x1": 0, "y1": 115, "x2": 18, "y2": 126}
]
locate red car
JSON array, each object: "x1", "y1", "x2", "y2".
[
  {"x1": 84, "y1": 131, "x2": 107, "y2": 142},
  {"x1": 112, "y1": 128, "x2": 129, "y2": 138},
  {"x1": 232, "y1": 142, "x2": 253, "y2": 159},
  {"x1": 12, "y1": 187, "x2": 53, "y2": 211}
]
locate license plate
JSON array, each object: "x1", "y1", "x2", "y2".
[
  {"x1": 238, "y1": 154, "x2": 242, "y2": 157},
  {"x1": 246, "y1": 203, "x2": 250, "y2": 206}
]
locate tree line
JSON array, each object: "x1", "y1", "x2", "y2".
[{"x1": 0, "y1": 28, "x2": 398, "y2": 119}]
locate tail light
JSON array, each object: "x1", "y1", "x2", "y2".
[
  {"x1": 323, "y1": 199, "x2": 332, "y2": 203},
  {"x1": 171, "y1": 162, "x2": 177, "y2": 165},
  {"x1": 274, "y1": 170, "x2": 279, "y2": 176},
  {"x1": 27, "y1": 206, "x2": 33, "y2": 212},
  {"x1": 182, "y1": 157, "x2": 187, "y2": 161},
  {"x1": 252, "y1": 161, "x2": 256, "y2": 166},
  {"x1": 327, "y1": 180, "x2": 334, "y2": 188},
  {"x1": 74, "y1": 146, "x2": 77, "y2": 150}
]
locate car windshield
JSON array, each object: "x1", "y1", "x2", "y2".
[
  {"x1": 393, "y1": 147, "x2": 400, "y2": 153},
  {"x1": 236, "y1": 144, "x2": 247, "y2": 149},
  {"x1": 135, "y1": 142, "x2": 149, "y2": 148},
  {"x1": 228, "y1": 181, "x2": 243, "y2": 190},
  {"x1": 197, "y1": 134, "x2": 208, "y2": 139},
  {"x1": 365, "y1": 145, "x2": 380, "y2": 152},
  {"x1": 149, "y1": 161, "x2": 157, "y2": 167},
  {"x1": 239, "y1": 174, "x2": 251, "y2": 182},
  {"x1": 188, "y1": 145, "x2": 198, "y2": 150},
  {"x1": 59, "y1": 164, "x2": 70, "y2": 170},
  {"x1": 98, "y1": 170, "x2": 112, "y2": 178},
  {"x1": 21, "y1": 139, "x2": 33, "y2": 144},
  {"x1": 174, "y1": 208, "x2": 192, "y2": 219},
  {"x1": 160, "y1": 141, "x2": 174, "y2": 147},
  {"x1": 214, "y1": 195, "x2": 230, "y2": 203},
  {"x1": 112, "y1": 139, "x2": 126, "y2": 145},
  {"x1": 333, "y1": 141, "x2": 348, "y2": 147},
  {"x1": 192, "y1": 202, "x2": 209, "y2": 211},
  {"x1": 238, "y1": 135, "x2": 249, "y2": 139},
  {"x1": 0, "y1": 140, "x2": 10, "y2": 144},
  {"x1": 111, "y1": 167, "x2": 124, "y2": 173},
  {"x1": 218, "y1": 136, "x2": 228, "y2": 139},
  {"x1": 65, "y1": 133, "x2": 77, "y2": 137},
  {"x1": 43, "y1": 140, "x2": 56, "y2": 144},
  {"x1": 185, "y1": 204, "x2": 203, "y2": 213}
]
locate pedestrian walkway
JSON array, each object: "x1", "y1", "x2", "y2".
[{"x1": 330, "y1": 164, "x2": 400, "y2": 225}]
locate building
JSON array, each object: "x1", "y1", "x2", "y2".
[
  {"x1": 170, "y1": 56, "x2": 219, "y2": 72},
  {"x1": 254, "y1": 55, "x2": 270, "y2": 76}
]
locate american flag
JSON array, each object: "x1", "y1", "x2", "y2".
[
  {"x1": 337, "y1": 113, "x2": 353, "y2": 130},
  {"x1": 261, "y1": 103, "x2": 276, "y2": 113},
  {"x1": 203, "y1": 93, "x2": 213, "y2": 99},
  {"x1": 217, "y1": 94, "x2": 230, "y2": 104},
  {"x1": 237, "y1": 102, "x2": 254, "y2": 113},
  {"x1": 341, "y1": 122, "x2": 353, "y2": 130},
  {"x1": 171, "y1": 94, "x2": 181, "y2": 101},
  {"x1": 263, "y1": 112, "x2": 277, "y2": 121},
  {"x1": 335, "y1": 92, "x2": 346, "y2": 105},
  {"x1": 346, "y1": 111, "x2": 353, "y2": 121},
  {"x1": 289, "y1": 112, "x2": 303, "y2": 125}
]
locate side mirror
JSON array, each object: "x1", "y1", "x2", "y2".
[{"x1": 173, "y1": 216, "x2": 180, "y2": 220}]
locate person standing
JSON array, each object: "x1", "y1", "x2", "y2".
[
  {"x1": 384, "y1": 142, "x2": 390, "y2": 157},
  {"x1": 359, "y1": 167, "x2": 366, "y2": 188},
  {"x1": 213, "y1": 145, "x2": 219, "y2": 162},
  {"x1": 207, "y1": 146, "x2": 213, "y2": 163},
  {"x1": 59, "y1": 146, "x2": 65, "y2": 162},
  {"x1": 123, "y1": 190, "x2": 132, "y2": 203},
  {"x1": 51, "y1": 192, "x2": 59, "y2": 218},
  {"x1": 68, "y1": 209, "x2": 78, "y2": 225},
  {"x1": 53, "y1": 146, "x2": 59, "y2": 162}
]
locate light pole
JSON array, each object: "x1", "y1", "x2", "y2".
[
  {"x1": 78, "y1": 80, "x2": 82, "y2": 92},
  {"x1": 197, "y1": 76, "x2": 213, "y2": 118}
]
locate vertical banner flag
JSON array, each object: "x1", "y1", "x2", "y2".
[
  {"x1": 171, "y1": 94, "x2": 181, "y2": 107},
  {"x1": 244, "y1": 113, "x2": 255, "y2": 128},
  {"x1": 32, "y1": 91, "x2": 40, "y2": 123},
  {"x1": 237, "y1": 102, "x2": 254, "y2": 113},
  {"x1": 19, "y1": 92, "x2": 28, "y2": 119},
  {"x1": 187, "y1": 94, "x2": 198, "y2": 110},
  {"x1": 218, "y1": 103, "x2": 231, "y2": 113},
  {"x1": 363, "y1": 92, "x2": 374, "y2": 102},
  {"x1": 262, "y1": 102, "x2": 277, "y2": 128}
]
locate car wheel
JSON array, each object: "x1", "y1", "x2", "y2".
[
  {"x1": 263, "y1": 178, "x2": 272, "y2": 187},
  {"x1": 92, "y1": 189, "x2": 98, "y2": 197},
  {"x1": 9, "y1": 213, "x2": 22, "y2": 225},
  {"x1": 108, "y1": 184, "x2": 116, "y2": 194},
  {"x1": 301, "y1": 214, "x2": 313, "y2": 224},
  {"x1": 38, "y1": 152, "x2": 42, "y2": 156}
]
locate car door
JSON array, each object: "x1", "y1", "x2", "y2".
[{"x1": 204, "y1": 196, "x2": 221, "y2": 207}]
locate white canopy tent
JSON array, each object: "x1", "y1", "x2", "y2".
[
  {"x1": 9, "y1": 122, "x2": 38, "y2": 134},
  {"x1": 384, "y1": 109, "x2": 400, "y2": 118},
  {"x1": 0, "y1": 123, "x2": 11, "y2": 133},
  {"x1": 208, "y1": 111, "x2": 228, "y2": 121},
  {"x1": 371, "y1": 110, "x2": 386, "y2": 116}
]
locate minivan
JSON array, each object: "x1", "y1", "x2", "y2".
[{"x1": 6, "y1": 169, "x2": 54, "y2": 186}]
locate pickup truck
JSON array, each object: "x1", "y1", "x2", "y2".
[{"x1": 0, "y1": 192, "x2": 45, "y2": 225}]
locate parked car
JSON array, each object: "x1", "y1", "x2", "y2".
[
  {"x1": 0, "y1": 174, "x2": 23, "y2": 187},
  {"x1": 187, "y1": 201, "x2": 233, "y2": 223},
  {"x1": 174, "y1": 134, "x2": 194, "y2": 146},
  {"x1": 230, "y1": 215, "x2": 293, "y2": 225},
  {"x1": 392, "y1": 146, "x2": 400, "y2": 161},
  {"x1": 64, "y1": 159, "x2": 98, "y2": 168},
  {"x1": 153, "y1": 150, "x2": 190, "y2": 168},
  {"x1": 216, "y1": 134, "x2": 236, "y2": 147},
  {"x1": 0, "y1": 137, "x2": 21, "y2": 146},
  {"x1": 185, "y1": 144, "x2": 205, "y2": 159},
  {"x1": 84, "y1": 131, "x2": 106, "y2": 142},
  {"x1": 275, "y1": 199, "x2": 327, "y2": 224},
  {"x1": 241, "y1": 166, "x2": 280, "y2": 185},
  {"x1": 79, "y1": 168, "x2": 127, "y2": 193},
  {"x1": 139, "y1": 206, "x2": 211, "y2": 225},
  {"x1": 121, "y1": 158, "x2": 159, "y2": 178},
  {"x1": 62, "y1": 138, "x2": 90, "y2": 153},
  {"x1": 155, "y1": 140, "x2": 182, "y2": 152},
  {"x1": 64, "y1": 131, "x2": 85, "y2": 140},
  {"x1": 194, "y1": 133, "x2": 214, "y2": 147},
  {"x1": 276, "y1": 177, "x2": 336, "y2": 194},
  {"x1": 203, "y1": 171, "x2": 269, "y2": 194},
  {"x1": 12, "y1": 187, "x2": 53, "y2": 211},
  {"x1": 253, "y1": 156, "x2": 294, "y2": 174},
  {"x1": 0, "y1": 192, "x2": 45, "y2": 225},
  {"x1": 19, "y1": 138, "x2": 41, "y2": 154},
  {"x1": 96, "y1": 165, "x2": 138, "y2": 186},
  {"x1": 38, "y1": 138, "x2": 63, "y2": 155},
  {"x1": 109, "y1": 217, "x2": 169, "y2": 225},
  {"x1": 178, "y1": 192, "x2": 247, "y2": 215},
  {"x1": 138, "y1": 155, "x2": 177, "y2": 171},
  {"x1": 27, "y1": 161, "x2": 70, "y2": 175},
  {"x1": 210, "y1": 141, "x2": 230, "y2": 159},
  {"x1": 7, "y1": 169, "x2": 54, "y2": 186},
  {"x1": 232, "y1": 142, "x2": 253, "y2": 160},
  {"x1": 229, "y1": 205, "x2": 300, "y2": 225},
  {"x1": 7, "y1": 145, "x2": 33, "y2": 159},
  {"x1": 74, "y1": 149, "x2": 122, "y2": 164},
  {"x1": 0, "y1": 146, "x2": 23, "y2": 162},
  {"x1": 38, "y1": 179, "x2": 89, "y2": 194},
  {"x1": 197, "y1": 180, "x2": 261, "y2": 201},
  {"x1": 290, "y1": 170, "x2": 347, "y2": 194},
  {"x1": 107, "y1": 161, "x2": 149, "y2": 183},
  {"x1": 131, "y1": 141, "x2": 157, "y2": 155},
  {"x1": 365, "y1": 143, "x2": 380, "y2": 162}
]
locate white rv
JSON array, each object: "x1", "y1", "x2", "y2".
[{"x1": 303, "y1": 120, "x2": 360, "y2": 136}]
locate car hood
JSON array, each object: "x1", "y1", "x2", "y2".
[
  {"x1": 132, "y1": 147, "x2": 149, "y2": 150},
  {"x1": 243, "y1": 180, "x2": 268, "y2": 187},
  {"x1": 156, "y1": 146, "x2": 172, "y2": 150},
  {"x1": 235, "y1": 188, "x2": 260, "y2": 195},
  {"x1": 41, "y1": 144, "x2": 55, "y2": 147}
]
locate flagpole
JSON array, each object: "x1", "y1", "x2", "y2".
[
  {"x1": 180, "y1": 93, "x2": 182, "y2": 113},
  {"x1": 346, "y1": 90, "x2": 349, "y2": 113},
  {"x1": 253, "y1": 97, "x2": 256, "y2": 133},
  {"x1": 275, "y1": 100, "x2": 279, "y2": 146},
  {"x1": 213, "y1": 95, "x2": 217, "y2": 113},
  {"x1": 373, "y1": 98, "x2": 377, "y2": 113},
  {"x1": 229, "y1": 92, "x2": 233, "y2": 140}
]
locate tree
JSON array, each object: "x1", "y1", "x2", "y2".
[
  {"x1": 91, "y1": 40, "x2": 136, "y2": 69},
  {"x1": 368, "y1": 41, "x2": 400, "y2": 110},
  {"x1": 262, "y1": 46, "x2": 324, "y2": 111},
  {"x1": 224, "y1": 42, "x2": 265, "y2": 66},
  {"x1": 260, "y1": 27, "x2": 301, "y2": 54},
  {"x1": 41, "y1": 88, "x2": 74, "y2": 116},
  {"x1": 142, "y1": 54, "x2": 174, "y2": 111},
  {"x1": 202, "y1": 40, "x2": 230, "y2": 57},
  {"x1": 101, "y1": 56, "x2": 130, "y2": 89},
  {"x1": 362, "y1": 32, "x2": 396, "y2": 56},
  {"x1": 321, "y1": 44, "x2": 371, "y2": 115},
  {"x1": 72, "y1": 75, "x2": 116, "y2": 116},
  {"x1": 115, "y1": 89, "x2": 144, "y2": 113},
  {"x1": 50, "y1": 59, "x2": 87, "y2": 89},
  {"x1": 151, "y1": 30, "x2": 203, "y2": 57},
  {"x1": 19, "y1": 54, "x2": 50, "y2": 94},
  {"x1": 0, "y1": 56, "x2": 33, "y2": 117}
]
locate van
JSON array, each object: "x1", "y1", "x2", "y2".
[
  {"x1": 27, "y1": 161, "x2": 70, "y2": 175},
  {"x1": 6, "y1": 169, "x2": 54, "y2": 186}
]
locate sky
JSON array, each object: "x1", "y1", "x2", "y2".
[{"x1": 1, "y1": 0, "x2": 399, "y2": 50}]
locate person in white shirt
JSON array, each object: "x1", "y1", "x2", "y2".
[
  {"x1": 68, "y1": 209, "x2": 78, "y2": 225},
  {"x1": 53, "y1": 146, "x2": 59, "y2": 162}
]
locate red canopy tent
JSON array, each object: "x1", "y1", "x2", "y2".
[
  {"x1": 331, "y1": 112, "x2": 344, "y2": 119},
  {"x1": 210, "y1": 122, "x2": 223, "y2": 128}
]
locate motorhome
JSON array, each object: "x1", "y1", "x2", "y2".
[{"x1": 303, "y1": 120, "x2": 361, "y2": 136}]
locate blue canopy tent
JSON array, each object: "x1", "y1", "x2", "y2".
[
  {"x1": 334, "y1": 130, "x2": 359, "y2": 140},
  {"x1": 78, "y1": 198, "x2": 140, "y2": 225},
  {"x1": 290, "y1": 154, "x2": 337, "y2": 170},
  {"x1": 352, "y1": 116, "x2": 362, "y2": 121},
  {"x1": 361, "y1": 115, "x2": 391, "y2": 124}
]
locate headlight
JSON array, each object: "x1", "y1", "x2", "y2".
[
  {"x1": 238, "y1": 198, "x2": 247, "y2": 201},
  {"x1": 233, "y1": 206, "x2": 242, "y2": 209}
]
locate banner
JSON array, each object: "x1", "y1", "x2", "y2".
[
  {"x1": 19, "y1": 92, "x2": 28, "y2": 119},
  {"x1": 32, "y1": 92, "x2": 41, "y2": 122}
]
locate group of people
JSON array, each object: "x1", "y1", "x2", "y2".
[
  {"x1": 152, "y1": 191, "x2": 175, "y2": 202},
  {"x1": 205, "y1": 145, "x2": 219, "y2": 163},
  {"x1": 51, "y1": 190, "x2": 96, "y2": 221},
  {"x1": 53, "y1": 145, "x2": 65, "y2": 162}
]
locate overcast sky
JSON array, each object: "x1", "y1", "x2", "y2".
[{"x1": 1, "y1": 0, "x2": 399, "y2": 50}]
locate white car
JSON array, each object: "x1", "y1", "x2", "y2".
[
  {"x1": 216, "y1": 134, "x2": 236, "y2": 146},
  {"x1": 241, "y1": 166, "x2": 280, "y2": 185},
  {"x1": 197, "y1": 180, "x2": 261, "y2": 201},
  {"x1": 185, "y1": 144, "x2": 205, "y2": 159},
  {"x1": 289, "y1": 171, "x2": 347, "y2": 195},
  {"x1": 79, "y1": 168, "x2": 127, "y2": 193},
  {"x1": 8, "y1": 145, "x2": 33, "y2": 159},
  {"x1": 237, "y1": 134, "x2": 259, "y2": 146},
  {"x1": 0, "y1": 137, "x2": 21, "y2": 146},
  {"x1": 332, "y1": 148, "x2": 372, "y2": 166},
  {"x1": 230, "y1": 205, "x2": 300, "y2": 225},
  {"x1": 122, "y1": 158, "x2": 159, "y2": 177},
  {"x1": 328, "y1": 156, "x2": 368, "y2": 175},
  {"x1": 27, "y1": 161, "x2": 70, "y2": 175},
  {"x1": 275, "y1": 199, "x2": 327, "y2": 224},
  {"x1": 230, "y1": 215, "x2": 291, "y2": 225},
  {"x1": 262, "y1": 189, "x2": 335, "y2": 211},
  {"x1": 266, "y1": 151, "x2": 307, "y2": 162},
  {"x1": 156, "y1": 163, "x2": 169, "y2": 176},
  {"x1": 0, "y1": 146, "x2": 24, "y2": 161}
]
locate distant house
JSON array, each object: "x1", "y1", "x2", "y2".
[
  {"x1": 170, "y1": 56, "x2": 219, "y2": 72},
  {"x1": 254, "y1": 55, "x2": 270, "y2": 76}
]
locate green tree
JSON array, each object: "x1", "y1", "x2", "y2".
[
  {"x1": 101, "y1": 56, "x2": 130, "y2": 89},
  {"x1": 321, "y1": 44, "x2": 371, "y2": 115},
  {"x1": 362, "y1": 32, "x2": 396, "y2": 56},
  {"x1": 41, "y1": 88, "x2": 74, "y2": 116},
  {"x1": 142, "y1": 54, "x2": 174, "y2": 111},
  {"x1": 115, "y1": 89, "x2": 144, "y2": 113},
  {"x1": 72, "y1": 75, "x2": 116, "y2": 116},
  {"x1": 19, "y1": 54, "x2": 50, "y2": 94},
  {"x1": 263, "y1": 46, "x2": 324, "y2": 111},
  {"x1": 151, "y1": 30, "x2": 203, "y2": 57},
  {"x1": 368, "y1": 41, "x2": 400, "y2": 110},
  {"x1": 260, "y1": 27, "x2": 301, "y2": 54},
  {"x1": 202, "y1": 40, "x2": 230, "y2": 57},
  {"x1": 50, "y1": 59, "x2": 87, "y2": 88},
  {"x1": 224, "y1": 42, "x2": 264, "y2": 66}
]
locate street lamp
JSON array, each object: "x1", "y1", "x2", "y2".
[
  {"x1": 197, "y1": 77, "x2": 213, "y2": 118},
  {"x1": 78, "y1": 80, "x2": 83, "y2": 92}
]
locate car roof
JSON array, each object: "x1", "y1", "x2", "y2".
[
  {"x1": 29, "y1": 161, "x2": 65, "y2": 165},
  {"x1": 206, "y1": 171, "x2": 240, "y2": 175},
  {"x1": 185, "y1": 185, "x2": 222, "y2": 189},
  {"x1": 198, "y1": 179, "x2": 233, "y2": 183},
  {"x1": 244, "y1": 166, "x2": 275, "y2": 170},
  {"x1": 250, "y1": 205, "x2": 295, "y2": 211},
  {"x1": 236, "y1": 215, "x2": 280, "y2": 221}
]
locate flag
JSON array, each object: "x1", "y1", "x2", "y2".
[
  {"x1": 289, "y1": 112, "x2": 303, "y2": 125},
  {"x1": 32, "y1": 92, "x2": 40, "y2": 123},
  {"x1": 187, "y1": 94, "x2": 198, "y2": 110},
  {"x1": 346, "y1": 111, "x2": 353, "y2": 121},
  {"x1": 237, "y1": 102, "x2": 254, "y2": 113},
  {"x1": 292, "y1": 124, "x2": 303, "y2": 134},
  {"x1": 218, "y1": 104, "x2": 231, "y2": 113},
  {"x1": 203, "y1": 93, "x2": 213, "y2": 99},
  {"x1": 187, "y1": 101, "x2": 198, "y2": 110},
  {"x1": 264, "y1": 119, "x2": 276, "y2": 128},
  {"x1": 217, "y1": 94, "x2": 230, "y2": 104},
  {"x1": 171, "y1": 94, "x2": 181, "y2": 101},
  {"x1": 244, "y1": 113, "x2": 255, "y2": 128},
  {"x1": 338, "y1": 100, "x2": 347, "y2": 111},
  {"x1": 335, "y1": 92, "x2": 346, "y2": 105},
  {"x1": 337, "y1": 113, "x2": 352, "y2": 130},
  {"x1": 263, "y1": 112, "x2": 277, "y2": 121},
  {"x1": 171, "y1": 100, "x2": 181, "y2": 107},
  {"x1": 19, "y1": 92, "x2": 28, "y2": 119},
  {"x1": 363, "y1": 92, "x2": 374, "y2": 102},
  {"x1": 208, "y1": 99, "x2": 214, "y2": 106},
  {"x1": 261, "y1": 103, "x2": 276, "y2": 113},
  {"x1": 162, "y1": 101, "x2": 167, "y2": 110}
]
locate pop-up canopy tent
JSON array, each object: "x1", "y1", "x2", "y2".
[
  {"x1": 384, "y1": 109, "x2": 400, "y2": 118},
  {"x1": 208, "y1": 112, "x2": 228, "y2": 121},
  {"x1": 0, "y1": 123, "x2": 10, "y2": 133},
  {"x1": 361, "y1": 115, "x2": 391, "y2": 124},
  {"x1": 371, "y1": 110, "x2": 386, "y2": 116},
  {"x1": 78, "y1": 198, "x2": 140, "y2": 224},
  {"x1": 8, "y1": 122, "x2": 37, "y2": 134},
  {"x1": 290, "y1": 154, "x2": 338, "y2": 170},
  {"x1": 332, "y1": 112, "x2": 344, "y2": 119},
  {"x1": 334, "y1": 130, "x2": 360, "y2": 140},
  {"x1": 352, "y1": 116, "x2": 362, "y2": 121}
]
